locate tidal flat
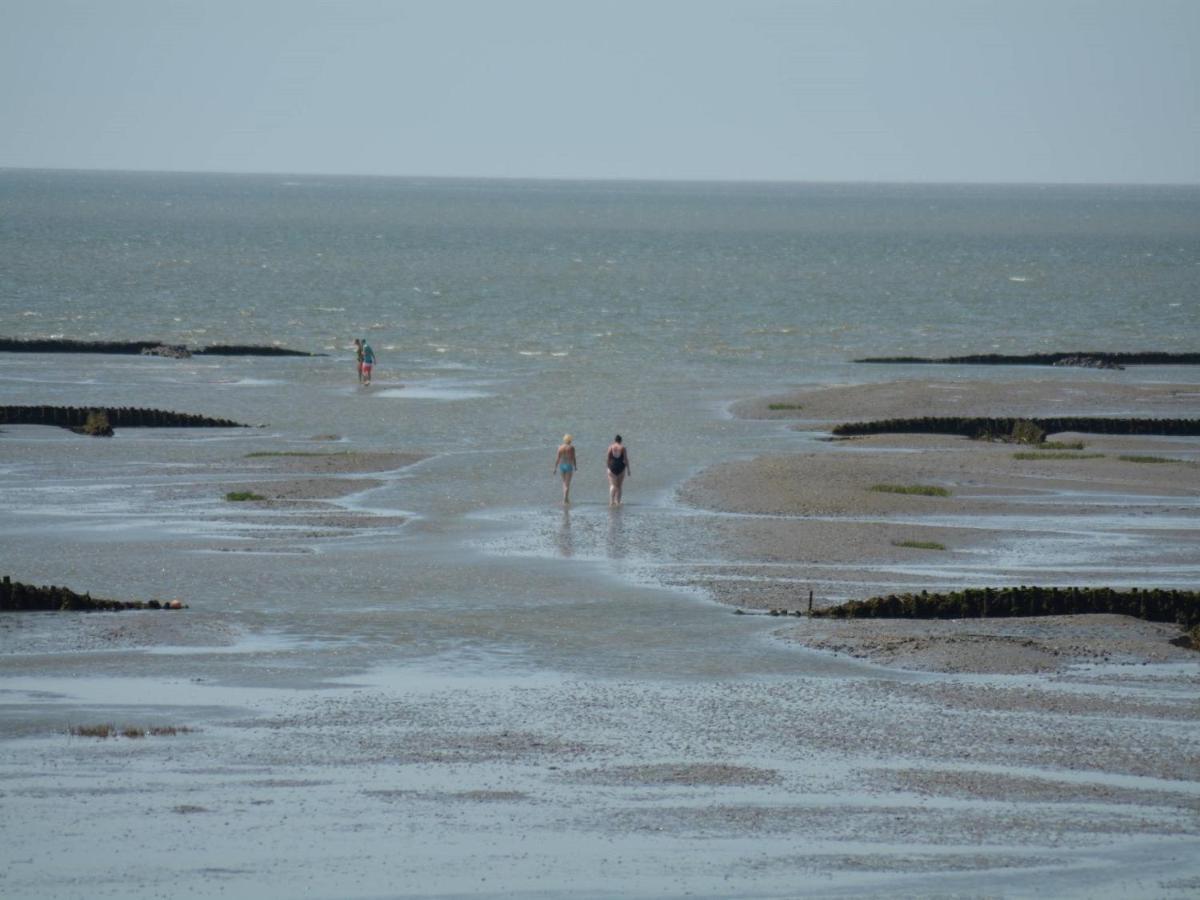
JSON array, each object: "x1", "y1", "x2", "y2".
[{"x1": 2, "y1": 376, "x2": 1199, "y2": 899}]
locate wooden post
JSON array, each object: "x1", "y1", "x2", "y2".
[{"x1": 807, "y1": 590, "x2": 813, "y2": 616}]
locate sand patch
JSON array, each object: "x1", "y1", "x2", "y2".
[
  {"x1": 567, "y1": 763, "x2": 781, "y2": 787},
  {"x1": 734, "y1": 379, "x2": 1200, "y2": 424},
  {"x1": 240, "y1": 451, "x2": 426, "y2": 476},
  {"x1": 781, "y1": 614, "x2": 1198, "y2": 674}
]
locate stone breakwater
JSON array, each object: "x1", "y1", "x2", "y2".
[
  {"x1": 831, "y1": 415, "x2": 1200, "y2": 438},
  {"x1": 0, "y1": 337, "x2": 319, "y2": 356},
  {"x1": 0, "y1": 405, "x2": 248, "y2": 430},
  {"x1": 0, "y1": 576, "x2": 185, "y2": 612},
  {"x1": 805, "y1": 586, "x2": 1200, "y2": 629},
  {"x1": 854, "y1": 351, "x2": 1200, "y2": 366}
]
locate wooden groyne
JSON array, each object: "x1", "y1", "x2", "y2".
[
  {"x1": 193, "y1": 344, "x2": 317, "y2": 357},
  {"x1": 807, "y1": 586, "x2": 1200, "y2": 630},
  {"x1": 832, "y1": 416, "x2": 1200, "y2": 439},
  {"x1": 0, "y1": 406, "x2": 247, "y2": 430},
  {"x1": 855, "y1": 352, "x2": 1200, "y2": 367},
  {"x1": 1, "y1": 576, "x2": 184, "y2": 612},
  {"x1": 0, "y1": 337, "x2": 318, "y2": 357}
]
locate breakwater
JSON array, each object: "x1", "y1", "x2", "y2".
[
  {"x1": 0, "y1": 337, "x2": 318, "y2": 356},
  {"x1": 854, "y1": 352, "x2": 1200, "y2": 366},
  {"x1": 832, "y1": 416, "x2": 1200, "y2": 438},
  {"x1": 1, "y1": 576, "x2": 184, "y2": 611},
  {"x1": 0, "y1": 406, "x2": 247, "y2": 429},
  {"x1": 806, "y1": 586, "x2": 1200, "y2": 630}
]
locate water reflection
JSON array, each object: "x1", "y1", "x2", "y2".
[
  {"x1": 555, "y1": 508, "x2": 573, "y2": 558},
  {"x1": 605, "y1": 506, "x2": 626, "y2": 559}
]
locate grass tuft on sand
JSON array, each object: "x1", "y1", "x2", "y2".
[
  {"x1": 70, "y1": 724, "x2": 196, "y2": 739},
  {"x1": 1038, "y1": 440, "x2": 1086, "y2": 450},
  {"x1": 870, "y1": 484, "x2": 951, "y2": 497},
  {"x1": 1013, "y1": 452, "x2": 1105, "y2": 461},
  {"x1": 1118, "y1": 455, "x2": 1186, "y2": 464},
  {"x1": 893, "y1": 540, "x2": 947, "y2": 551},
  {"x1": 767, "y1": 403, "x2": 802, "y2": 410},
  {"x1": 225, "y1": 491, "x2": 266, "y2": 501},
  {"x1": 70, "y1": 724, "x2": 115, "y2": 738}
]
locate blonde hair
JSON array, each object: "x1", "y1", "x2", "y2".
[{"x1": 562, "y1": 434, "x2": 572, "y2": 444}]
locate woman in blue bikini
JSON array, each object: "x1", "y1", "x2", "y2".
[{"x1": 553, "y1": 434, "x2": 577, "y2": 504}]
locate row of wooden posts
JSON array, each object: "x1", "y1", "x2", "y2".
[
  {"x1": 832, "y1": 416, "x2": 1200, "y2": 438},
  {"x1": 0, "y1": 405, "x2": 245, "y2": 429}
]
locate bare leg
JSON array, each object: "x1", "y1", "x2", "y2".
[
  {"x1": 609, "y1": 472, "x2": 626, "y2": 506},
  {"x1": 561, "y1": 470, "x2": 573, "y2": 504}
]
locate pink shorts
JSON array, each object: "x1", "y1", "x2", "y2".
[{"x1": 361, "y1": 363, "x2": 373, "y2": 377}]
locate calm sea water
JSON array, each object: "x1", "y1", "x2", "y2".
[
  {"x1": 1, "y1": 170, "x2": 1198, "y2": 682},
  {"x1": 4, "y1": 170, "x2": 1198, "y2": 363}
]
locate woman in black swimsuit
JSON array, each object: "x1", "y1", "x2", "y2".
[{"x1": 606, "y1": 434, "x2": 630, "y2": 506}]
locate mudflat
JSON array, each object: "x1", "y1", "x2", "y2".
[{"x1": 679, "y1": 379, "x2": 1200, "y2": 672}]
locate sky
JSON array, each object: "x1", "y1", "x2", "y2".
[{"x1": 1, "y1": 0, "x2": 1197, "y2": 184}]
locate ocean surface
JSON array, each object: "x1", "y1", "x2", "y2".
[{"x1": 1, "y1": 171, "x2": 1199, "y2": 897}]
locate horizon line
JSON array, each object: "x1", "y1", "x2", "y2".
[{"x1": 1, "y1": 164, "x2": 1197, "y2": 190}]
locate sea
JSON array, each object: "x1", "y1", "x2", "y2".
[{"x1": 1, "y1": 170, "x2": 1198, "y2": 897}]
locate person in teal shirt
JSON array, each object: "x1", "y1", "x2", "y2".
[{"x1": 361, "y1": 341, "x2": 375, "y2": 385}]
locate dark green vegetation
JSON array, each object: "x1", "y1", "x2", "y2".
[
  {"x1": 833, "y1": 416, "x2": 1200, "y2": 439},
  {"x1": 767, "y1": 403, "x2": 802, "y2": 410},
  {"x1": 1007, "y1": 420, "x2": 1045, "y2": 445},
  {"x1": 892, "y1": 540, "x2": 947, "y2": 550},
  {"x1": 0, "y1": 406, "x2": 247, "y2": 431},
  {"x1": 0, "y1": 577, "x2": 185, "y2": 611},
  {"x1": 1039, "y1": 440, "x2": 1086, "y2": 451},
  {"x1": 225, "y1": 491, "x2": 266, "y2": 502},
  {"x1": 855, "y1": 351, "x2": 1200, "y2": 366},
  {"x1": 80, "y1": 409, "x2": 113, "y2": 437},
  {"x1": 810, "y1": 586, "x2": 1200, "y2": 631},
  {"x1": 1012, "y1": 452, "x2": 1105, "y2": 460},
  {"x1": 0, "y1": 337, "x2": 318, "y2": 356},
  {"x1": 870, "y1": 484, "x2": 951, "y2": 497},
  {"x1": 70, "y1": 724, "x2": 195, "y2": 739}
]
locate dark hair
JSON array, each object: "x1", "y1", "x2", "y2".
[{"x1": 614, "y1": 434, "x2": 622, "y2": 443}]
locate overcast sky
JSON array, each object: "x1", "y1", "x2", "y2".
[{"x1": 2, "y1": 0, "x2": 1197, "y2": 183}]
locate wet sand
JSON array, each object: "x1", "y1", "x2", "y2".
[
  {"x1": 680, "y1": 379, "x2": 1200, "y2": 672},
  {"x1": 2, "y1": 380, "x2": 1198, "y2": 898}
]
